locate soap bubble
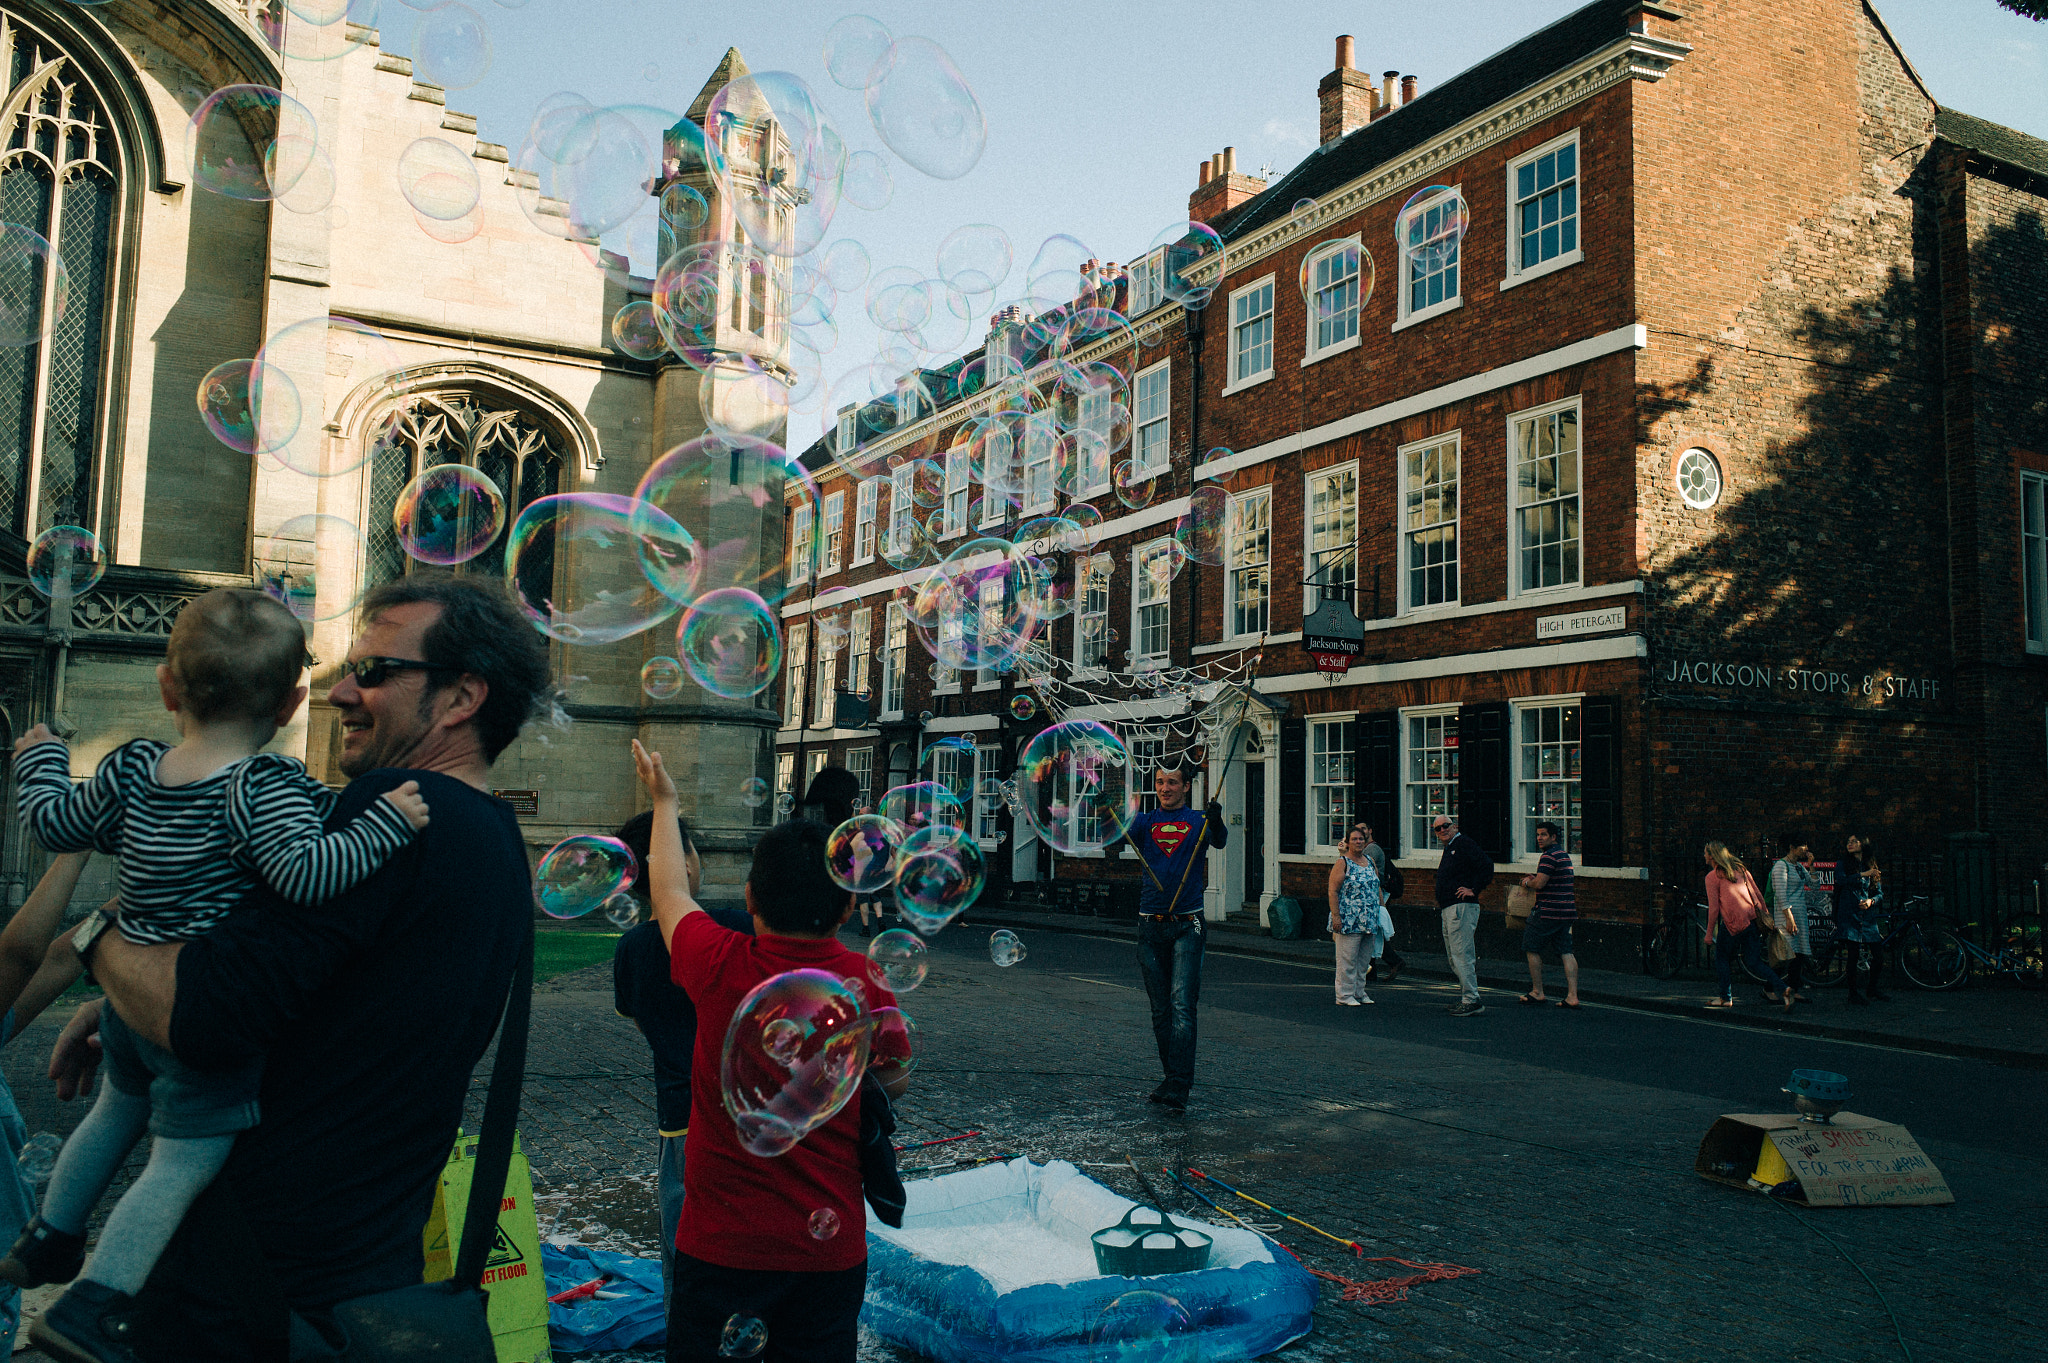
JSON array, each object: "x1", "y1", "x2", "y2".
[
  {"x1": 1009, "y1": 694, "x2": 1038, "y2": 722},
  {"x1": 393, "y1": 463, "x2": 506, "y2": 566},
  {"x1": 761, "y1": 1017, "x2": 804, "y2": 1065},
  {"x1": 1293, "y1": 196, "x2": 1317, "y2": 218},
  {"x1": 415, "y1": 2, "x2": 492, "y2": 89},
  {"x1": 0, "y1": 225, "x2": 67, "y2": 349},
  {"x1": 1399, "y1": 184, "x2": 1469, "y2": 274},
  {"x1": 255, "y1": 514, "x2": 367, "y2": 624},
  {"x1": 611, "y1": 300, "x2": 667, "y2": 359},
  {"x1": 26, "y1": 527, "x2": 105, "y2": 600},
  {"x1": 633, "y1": 434, "x2": 815, "y2": 607},
  {"x1": 706, "y1": 73, "x2": 842, "y2": 257},
  {"x1": 677, "y1": 588, "x2": 783, "y2": 699},
  {"x1": 1091, "y1": 1290, "x2": 1197, "y2": 1363},
  {"x1": 1026, "y1": 234, "x2": 1092, "y2": 312},
  {"x1": 16, "y1": 1132, "x2": 61, "y2": 1186},
  {"x1": 603, "y1": 893, "x2": 641, "y2": 930},
  {"x1": 740, "y1": 777, "x2": 771, "y2": 808},
  {"x1": 699, "y1": 354, "x2": 792, "y2": 443},
  {"x1": 1150, "y1": 220, "x2": 1225, "y2": 310},
  {"x1": 823, "y1": 14, "x2": 893, "y2": 89},
  {"x1": 936, "y1": 223, "x2": 1011, "y2": 296},
  {"x1": 640, "y1": 656, "x2": 685, "y2": 699},
  {"x1": 842, "y1": 150, "x2": 893, "y2": 211},
  {"x1": 719, "y1": 969, "x2": 871, "y2": 1157},
  {"x1": 864, "y1": 37, "x2": 985, "y2": 181},
  {"x1": 1298, "y1": 238, "x2": 1376, "y2": 319},
  {"x1": 911, "y1": 541, "x2": 1042, "y2": 674},
  {"x1": 186, "y1": 86, "x2": 319, "y2": 201},
  {"x1": 866, "y1": 1005, "x2": 918, "y2": 1083},
  {"x1": 776, "y1": 792, "x2": 796, "y2": 815},
  {"x1": 718, "y1": 1314, "x2": 768, "y2": 1358},
  {"x1": 818, "y1": 239, "x2": 872, "y2": 292},
  {"x1": 866, "y1": 266, "x2": 931, "y2": 333},
  {"x1": 1175, "y1": 485, "x2": 1229, "y2": 566},
  {"x1": 1018, "y1": 720, "x2": 1134, "y2": 854},
  {"x1": 660, "y1": 181, "x2": 710, "y2": 231},
  {"x1": 877, "y1": 781, "x2": 966, "y2": 834},
  {"x1": 1113, "y1": 461, "x2": 1160, "y2": 511},
  {"x1": 827, "y1": 815, "x2": 902, "y2": 895},
  {"x1": 506, "y1": 494, "x2": 699, "y2": 644},
  {"x1": 865, "y1": 928, "x2": 928, "y2": 992},
  {"x1": 918, "y1": 734, "x2": 977, "y2": 779},
  {"x1": 536, "y1": 835, "x2": 636, "y2": 918},
  {"x1": 251, "y1": 317, "x2": 404, "y2": 477},
  {"x1": 989, "y1": 929, "x2": 1026, "y2": 967},
  {"x1": 807, "y1": 1207, "x2": 842, "y2": 1240},
  {"x1": 397, "y1": 137, "x2": 479, "y2": 220},
  {"x1": 196, "y1": 358, "x2": 300, "y2": 456},
  {"x1": 894, "y1": 824, "x2": 984, "y2": 934}
]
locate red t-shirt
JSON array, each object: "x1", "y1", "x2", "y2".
[{"x1": 668, "y1": 912, "x2": 898, "y2": 1272}]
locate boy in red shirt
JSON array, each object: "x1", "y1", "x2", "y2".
[{"x1": 631, "y1": 742, "x2": 906, "y2": 1363}]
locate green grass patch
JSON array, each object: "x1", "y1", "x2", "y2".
[{"x1": 535, "y1": 929, "x2": 622, "y2": 983}]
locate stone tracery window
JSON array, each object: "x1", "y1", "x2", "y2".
[
  {"x1": 365, "y1": 391, "x2": 564, "y2": 586},
  {"x1": 0, "y1": 15, "x2": 120, "y2": 541}
]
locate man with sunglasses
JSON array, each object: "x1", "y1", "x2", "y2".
[
  {"x1": 1432, "y1": 816, "x2": 1494, "y2": 1017},
  {"x1": 49, "y1": 578, "x2": 549, "y2": 1361}
]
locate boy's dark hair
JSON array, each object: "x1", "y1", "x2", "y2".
[
  {"x1": 616, "y1": 810, "x2": 694, "y2": 901},
  {"x1": 801, "y1": 766, "x2": 861, "y2": 827},
  {"x1": 357, "y1": 577, "x2": 551, "y2": 760},
  {"x1": 166, "y1": 588, "x2": 310, "y2": 723},
  {"x1": 747, "y1": 820, "x2": 848, "y2": 935}
]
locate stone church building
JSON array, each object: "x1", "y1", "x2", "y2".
[{"x1": 0, "y1": 1, "x2": 782, "y2": 912}]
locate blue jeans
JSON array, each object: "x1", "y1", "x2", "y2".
[
  {"x1": 658, "y1": 1134, "x2": 686, "y2": 1307},
  {"x1": 1136, "y1": 917, "x2": 1204, "y2": 1096},
  {"x1": 0, "y1": 1094, "x2": 29, "y2": 1352},
  {"x1": 1716, "y1": 923, "x2": 1785, "y2": 1000}
]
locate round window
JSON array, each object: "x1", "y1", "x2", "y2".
[{"x1": 1675, "y1": 448, "x2": 1722, "y2": 509}]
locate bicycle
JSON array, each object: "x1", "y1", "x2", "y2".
[
  {"x1": 1897, "y1": 916, "x2": 2045, "y2": 991},
  {"x1": 1642, "y1": 891, "x2": 1810, "y2": 986},
  {"x1": 1810, "y1": 894, "x2": 1947, "y2": 991}
]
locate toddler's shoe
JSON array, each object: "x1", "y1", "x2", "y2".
[
  {"x1": 0, "y1": 1216, "x2": 84, "y2": 1287},
  {"x1": 32, "y1": 1279, "x2": 145, "y2": 1363}
]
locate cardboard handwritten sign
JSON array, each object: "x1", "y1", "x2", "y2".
[{"x1": 1695, "y1": 1112, "x2": 1952, "y2": 1207}]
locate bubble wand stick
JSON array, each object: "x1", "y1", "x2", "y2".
[{"x1": 1161, "y1": 636, "x2": 1268, "y2": 916}]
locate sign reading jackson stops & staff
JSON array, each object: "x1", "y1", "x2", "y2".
[{"x1": 1303, "y1": 598, "x2": 1363, "y2": 675}]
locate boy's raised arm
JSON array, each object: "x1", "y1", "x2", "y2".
[{"x1": 631, "y1": 741, "x2": 703, "y2": 948}]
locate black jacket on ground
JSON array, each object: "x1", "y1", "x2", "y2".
[{"x1": 1434, "y1": 831, "x2": 1494, "y2": 907}]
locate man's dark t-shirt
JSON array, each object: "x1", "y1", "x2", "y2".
[
  {"x1": 140, "y1": 770, "x2": 528, "y2": 1354},
  {"x1": 612, "y1": 908, "x2": 753, "y2": 1135}
]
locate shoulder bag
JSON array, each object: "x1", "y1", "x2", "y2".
[{"x1": 287, "y1": 922, "x2": 534, "y2": 1363}]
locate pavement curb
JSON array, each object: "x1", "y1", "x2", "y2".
[{"x1": 957, "y1": 905, "x2": 2048, "y2": 1071}]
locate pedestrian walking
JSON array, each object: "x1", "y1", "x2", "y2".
[
  {"x1": 1703, "y1": 841, "x2": 1789, "y2": 1009},
  {"x1": 1431, "y1": 816, "x2": 1492, "y2": 1016},
  {"x1": 1768, "y1": 841, "x2": 1815, "y2": 1004},
  {"x1": 1353, "y1": 822, "x2": 1406, "y2": 982},
  {"x1": 1116, "y1": 763, "x2": 1226, "y2": 1111},
  {"x1": 1518, "y1": 821, "x2": 1580, "y2": 1008},
  {"x1": 1833, "y1": 834, "x2": 1889, "y2": 1005},
  {"x1": 1326, "y1": 829, "x2": 1384, "y2": 1006}
]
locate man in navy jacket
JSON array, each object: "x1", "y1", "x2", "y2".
[{"x1": 1432, "y1": 815, "x2": 1494, "y2": 1016}]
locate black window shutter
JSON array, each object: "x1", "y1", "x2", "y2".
[
  {"x1": 1278, "y1": 715, "x2": 1307, "y2": 855},
  {"x1": 1457, "y1": 701, "x2": 1511, "y2": 862},
  {"x1": 1578, "y1": 697, "x2": 1619, "y2": 866},
  {"x1": 1355, "y1": 710, "x2": 1398, "y2": 857}
]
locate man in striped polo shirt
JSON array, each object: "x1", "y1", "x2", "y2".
[{"x1": 1519, "y1": 820, "x2": 1580, "y2": 1008}]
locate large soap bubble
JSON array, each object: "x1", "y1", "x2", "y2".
[
  {"x1": 864, "y1": 38, "x2": 985, "y2": 181},
  {"x1": 506, "y1": 493, "x2": 700, "y2": 644},
  {"x1": 197, "y1": 358, "x2": 301, "y2": 456},
  {"x1": 393, "y1": 463, "x2": 506, "y2": 566},
  {"x1": 893, "y1": 824, "x2": 984, "y2": 935},
  {"x1": 705, "y1": 73, "x2": 842, "y2": 258},
  {"x1": 186, "y1": 87, "x2": 320, "y2": 201},
  {"x1": 866, "y1": 1005, "x2": 918, "y2": 1084},
  {"x1": 1399, "y1": 185, "x2": 1470, "y2": 275},
  {"x1": 676, "y1": 588, "x2": 782, "y2": 699},
  {"x1": 911, "y1": 540, "x2": 1042, "y2": 674},
  {"x1": 1175, "y1": 485, "x2": 1229, "y2": 566},
  {"x1": 719, "y1": 969, "x2": 872, "y2": 1157},
  {"x1": 828, "y1": 814, "x2": 902, "y2": 895},
  {"x1": 611, "y1": 299, "x2": 667, "y2": 359},
  {"x1": 397, "y1": 137, "x2": 480, "y2": 220},
  {"x1": 633, "y1": 434, "x2": 816, "y2": 607},
  {"x1": 1017, "y1": 720, "x2": 1134, "y2": 854},
  {"x1": 1091, "y1": 1290, "x2": 1198, "y2": 1363},
  {"x1": 876, "y1": 781, "x2": 965, "y2": 834},
  {"x1": 0, "y1": 226, "x2": 67, "y2": 348},
  {"x1": 414, "y1": 2, "x2": 492, "y2": 90},
  {"x1": 26, "y1": 526, "x2": 105, "y2": 600},
  {"x1": 823, "y1": 14, "x2": 893, "y2": 89},
  {"x1": 251, "y1": 316, "x2": 404, "y2": 477},
  {"x1": 535, "y1": 834, "x2": 636, "y2": 919},
  {"x1": 255, "y1": 514, "x2": 368, "y2": 624},
  {"x1": 841, "y1": 150, "x2": 893, "y2": 211},
  {"x1": 865, "y1": 928, "x2": 927, "y2": 993},
  {"x1": 936, "y1": 223, "x2": 1011, "y2": 296},
  {"x1": 1150, "y1": 220, "x2": 1225, "y2": 310}
]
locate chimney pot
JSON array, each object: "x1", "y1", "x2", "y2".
[
  {"x1": 1198, "y1": 159, "x2": 1212, "y2": 186},
  {"x1": 1223, "y1": 146, "x2": 1236, "y2": 174},
  {"x1": 1335, "y1": 34, "x2": 1355, "y2": 70},
  {"x1": 1383, "y1": 71, "x2": 1400, "y2": 109},
  {"x1": 1401, "y1": 74, "x2": 1418, "y2": 103}
]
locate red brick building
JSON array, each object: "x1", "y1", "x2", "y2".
[{"x1": 782, "y1": 0, "x2": 2048, "y2": 966}]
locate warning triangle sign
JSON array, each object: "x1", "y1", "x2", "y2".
[{"x1": 487, "y1": 1225, "x2": 523, "y2": 1268}]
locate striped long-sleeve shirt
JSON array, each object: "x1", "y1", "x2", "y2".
[{"x1": 15, "y1": 738, "x2": 417, "y2": 946}]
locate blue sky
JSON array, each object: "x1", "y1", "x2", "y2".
[{"x1": 373, "y1": 0, "x2": 2046, "y2": 451}]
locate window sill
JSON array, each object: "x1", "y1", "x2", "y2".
[
  {"x1": 1300, "y1": 334, "x2": 1361, "y2": 368},
  {"x1": 1391, "y1": 296, "x2": 1463, "y2": 333},
  {"x1": 851, "y1": 555, "x2": 875, "y2": 569},
  {"x1": 879, "y1": 711, "x2": 905, "y2": 723},
  {"x1": 1508, "y1": 579, "x2": 1589, "y2": 604},
  {"x1": 1397, "y1": 600, "x2": 1466, "y2": 623},
  {"x1": 1220, "y1": 370, "x2": 1274, "y2": 398},
  {"x1": 1499, "y1": 249, "x2": 1582, "y2": 293},
  {"x1": 1193, "y1": 635, "x2": 1292, "y2": 656},
  {"x1": 972, "y1": 681, "x2": 1003, "y2": 692}
]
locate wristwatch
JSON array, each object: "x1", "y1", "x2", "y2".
[{"x1": 71, "y1": 909, "x2": 115, "y2": 982}]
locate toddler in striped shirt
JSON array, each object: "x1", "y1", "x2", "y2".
[{"x1": 0, "y1": 587, "x2": 430, "y2": 1322}]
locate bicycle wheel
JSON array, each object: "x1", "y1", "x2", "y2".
[
  {"x1": 1897, "y1": 924, "x2": 1967, "y2": 991},
  {"x1": 1644, "y1": 924, "x2": 1684, "y2": 980},
  {"x1": 1806, "y1": 940, "x2": 1848, "y2": 988}
]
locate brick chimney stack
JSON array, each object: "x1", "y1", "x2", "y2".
[
  {"x1": 1188, "y1": 144, "x2": 1267, "y2": 225},
  {"x1": 1318, "y1": 34, "x2": 1375, "y2": 146},
  {"x1": 1401, "y1": 74, "x2": 1419, "y2": 103}
]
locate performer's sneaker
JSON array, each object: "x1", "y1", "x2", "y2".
[{"x1": 1146, "y1": 1082, "x2": 1174, "y2": 1104}]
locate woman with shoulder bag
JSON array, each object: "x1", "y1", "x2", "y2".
[
  {"x1": 1703, "y1": 841, "x2": 1790, "y2": 1010},
  {"x1": 1768, "y1": 841, "x2": 1815, "y2": 1004},
  {"x1": 1326, "y1": 829, "x2": 1384, "y2": 1006}
]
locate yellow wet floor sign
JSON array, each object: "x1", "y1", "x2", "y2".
[{"x1": 422, "y1": 1129, "x2": 551, "y2": 1363}]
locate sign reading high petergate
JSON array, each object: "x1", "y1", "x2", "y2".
[{"x1": 1655, "y1": 658, "x2": 1950, "y2": 710}]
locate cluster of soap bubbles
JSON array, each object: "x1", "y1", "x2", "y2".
[
  {"x1": 823, "y1": 776, "x2": 985, "y2": 936},
  {"x1": 534, "y1": 834, "x2": 637, "y2": 919},
  {"x1": 719, "y1": 968, "x2": 915, "y2": 1160}
]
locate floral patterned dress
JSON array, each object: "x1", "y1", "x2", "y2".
[{"x1": 1336, "y1": 856, "x2": 1382, "y2": 935}]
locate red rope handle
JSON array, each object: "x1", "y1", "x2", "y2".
[{"x1": 1306, "y1": 1258, "x2": 1483, "y2": 1304}]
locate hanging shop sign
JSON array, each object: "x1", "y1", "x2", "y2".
[
  {"x1": 1654, "y1": 657, "x2": 1951, "y2": 711},
  {"x1": 1303, "y1": 598, "x2": 1364, "y2": 675}
]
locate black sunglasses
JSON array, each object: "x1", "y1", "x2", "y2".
[{"x1": 338, "y1": 656, "x2": 455, "y2": 688}]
